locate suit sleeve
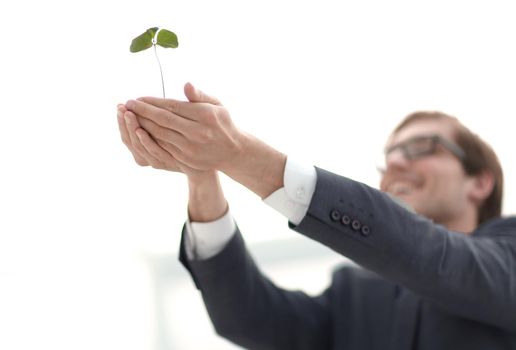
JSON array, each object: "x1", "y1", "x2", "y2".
[
  {"x1": 291, "y1": 167, "x2": 516, "y2": 331},
  {"x1": 179, "y1": 225, "x2": 332, "y2": 350}
]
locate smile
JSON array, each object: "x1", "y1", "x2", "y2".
[{"x1": 387, "y1": 182, "x2": 419, "y2": 196}]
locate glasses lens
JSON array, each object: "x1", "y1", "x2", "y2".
[
  {"x1": 403, "y1": 137, "x2": 436, "y2": 159},
  {"x1": 379, "y1": 134, "x2": 465, "y2": 172}
]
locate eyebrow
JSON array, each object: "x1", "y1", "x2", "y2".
[{"x1": 386, "y1": 134, "x2": 441, "y2": 149}]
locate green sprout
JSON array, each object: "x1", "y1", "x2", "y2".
[{"x1": 130, "y1": 27, "x2": 179, "y2": 98}]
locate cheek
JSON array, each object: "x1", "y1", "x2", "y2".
[
  {"x1": 426, "y1": 164, "x2": 465, "y2": 193},
  {"x1": 379, "y1": 177, "x2": 387, "y2": 191}
]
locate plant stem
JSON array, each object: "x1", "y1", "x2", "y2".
[{"x1": 153, "y1": 44, "x2": 166, "y2": 98}]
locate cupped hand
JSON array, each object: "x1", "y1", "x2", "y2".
[
  {"x1": 117, "y1": 103, "x2": 208, "y2": 178},
  {"x1": 125, "y1": 83, "x2": 245, "y2": 173}
]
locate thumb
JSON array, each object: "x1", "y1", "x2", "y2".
[{"x1": 184, "y1": 82, "x2": 221, "y2": 105}]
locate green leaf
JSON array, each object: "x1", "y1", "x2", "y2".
[
  {"x1": 156, "y1": 29, "x2": 178, "y2": 49},
  {"x1": 130, "y1": 27, "x2": 159, "y2": 53}
]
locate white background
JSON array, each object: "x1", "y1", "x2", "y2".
[{"x1": 1, "y1": 0, "x2": 515, "y2": 349}]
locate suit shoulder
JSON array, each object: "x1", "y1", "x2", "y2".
[{"x1": 474, "y1": 216, "x2": 516, "y2": 238}]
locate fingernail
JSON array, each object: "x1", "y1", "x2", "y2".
[
  {"x1": 126, "y1": 100, "x2": 135, "y2": 109},
  {"x1": 124, "y1": 114, "x2": 131, "y2": 124}
]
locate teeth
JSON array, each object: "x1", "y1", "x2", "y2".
[{"x1": 389, "y1": 182, "x2": 414, "y2": 195}]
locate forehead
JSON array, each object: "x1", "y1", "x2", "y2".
[{"x1": 388, "y1": 119, "x2": 455, "y2": 146}]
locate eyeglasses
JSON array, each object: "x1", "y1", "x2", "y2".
[{"x1": 377, "y1": 134, "x2": 465, "y2": 172}]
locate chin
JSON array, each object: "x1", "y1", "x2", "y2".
[
  {"x1": 401, "y1": 195, "x2": 417, "y2": 206},
  {"x1": 385, "y1": 193, "x2": 417, "y2": 213}
]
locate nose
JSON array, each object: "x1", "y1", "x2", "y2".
[
  {"x1": 378, "y1": 148, "x2": 411, "y2": 191},
  {"x1": 383, "y1": 148, "x2": 410, "y2": 172}
]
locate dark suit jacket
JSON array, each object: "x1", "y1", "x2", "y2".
[{"x1": 180, "y1": 167, "x2": 516, "y2": 349}]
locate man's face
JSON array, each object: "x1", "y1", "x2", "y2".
[{"x1": 379, "y1": 119, "x2": 473, "y2": 225}]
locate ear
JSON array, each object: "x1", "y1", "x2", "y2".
[{"x1": 468, "y1": 171, "x2": 495, "y2": 206}]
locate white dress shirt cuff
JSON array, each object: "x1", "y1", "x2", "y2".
[
  {"x1": 184, "y1": 209, "x2": 237, "y2": 260},
  {"x1": 184, "y1": 158, "x2": 316, "y2": 260},
  {"x1": 263, "y1": 157, "x2": 317, "y2": 225}
]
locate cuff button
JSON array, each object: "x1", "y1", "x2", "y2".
[
  {"x1": 330, "y1": 210, "x2": 341, "y2": 221},
  {"x1": 341, "y1": 215, "x2": 351, "y2": 225}
]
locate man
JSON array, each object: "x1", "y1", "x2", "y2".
[{"x1": 117, "y1": 83, "x2": 516, "y2": 349}]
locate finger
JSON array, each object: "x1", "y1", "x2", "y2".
[
  {"x1": 135, "y1": 129, "x2": 181, "y2": 172},
  {"x1": 132, "y1": 95, "x2": 214, "y2": 124},
  {"x1": 117, "y1": 105, "x2": 130, "y2": 146},
  {"x1": 132, "y1": 151, "x2": 150, "y2": 167},
  {"x1": 156, "y1": 140, "x2": 195, "y2": 171},
  {"x1": 183, "y1": 82, "x2": 222, "y2": 105},
  {"x1": 156, "y1": 139, "x2": 200, "y2": 171},
  {"x1": 117, "y1": 105, "x2": 148, "y2": 166},
  {"x1": 125, "y1": 99, "x2": 198, "y2": 132},
  {"x1": 136, "y1": 116, "x2": 189, "y2": 151},
  {"x1": 156, "y1": 139, "x2": 183, "y2": 159},
  {"x1": 124, "y1": 111, "x2": 160, "y2": 165}
]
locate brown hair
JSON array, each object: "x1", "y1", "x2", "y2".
[{"x1": 393, "y1": 111, "x2": 504, "y2": 225}]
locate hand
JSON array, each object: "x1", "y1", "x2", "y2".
[
  {"x1": 117, "y1": 104, "x2": 150, "y2": 167},
  {"x1": 125, "y1": 83, "x2": 287, "y2": 198},
  {"x1": 117, "y1": 102, "x2": 228, "y2": 222},
  {"x1": 117, "y1": 103, "x2": 209, "y2": 179},
  {"x1": 124, "y1": 83, "x2": 244, "y2": 173}
]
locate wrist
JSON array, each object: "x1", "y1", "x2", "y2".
[
  {"x1": 188, "y1": 171, "x2": 228, "y2": 222},
  {"x1": 187, "y1": 169, "x2": 219, "y2": 187},
  {"x1": 221, "y1": 131, "x2": 286, "y2": 199}
]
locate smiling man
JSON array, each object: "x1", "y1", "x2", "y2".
[
  {"x1": 118, "y1": 84, "x2": 515, "y2": 349},
  {"x1": 379, "y1": 111, "x2": 502, "y2": 233}
]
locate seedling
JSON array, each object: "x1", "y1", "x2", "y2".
[{"x1": 130, "y1": 27, "x2": 179, "y2": 98}]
